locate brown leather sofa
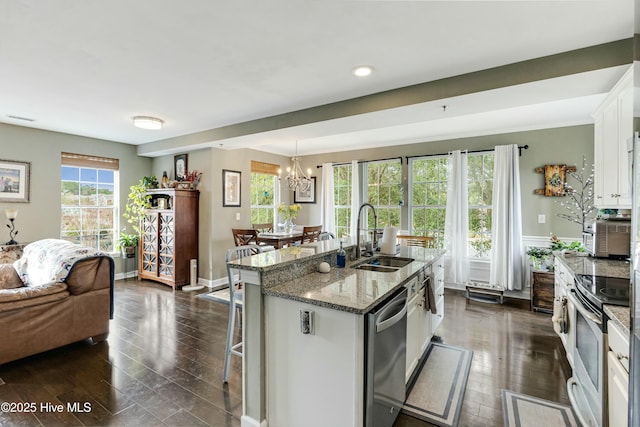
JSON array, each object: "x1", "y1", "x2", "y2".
[{"x1": 0, "y1": 243, "x2": 114, "y2": 365}]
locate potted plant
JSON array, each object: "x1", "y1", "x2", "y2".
[
  {"x1": 117, "y1": 231, "x2": 139, "y2": 258},
  {"x1": 550, "y1": 234, "x2": 587, "y2": 255},
  {"x1": 526, "y1": 247, "x2": 553, "y2": 271},
  {"x1": 123, "y1": 178, "x2": 153, "y2": 236}
]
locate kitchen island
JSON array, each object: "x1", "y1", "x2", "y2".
[{"x1": 228, "y1": 239, "x2": 445, "y2": 427}]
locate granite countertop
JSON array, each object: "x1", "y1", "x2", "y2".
[
  {"x1": 554, "y1": 252, "x2": 631, "y2": 335},
  {"x1": 554, "y1": 252, "x2": 630, "y2": 279},
  {"x1": 228, "y1": 238, "x2": 354, "y2": 271},
  {"x1": 229, "y1": 239, "x2": 445, "y2": 314},
  {"x1": 263, "y1": 249, "x2": 445, "y2": 314},
  {"x1": 604, "y1": 305, "x2": 630, "y2": 336}
]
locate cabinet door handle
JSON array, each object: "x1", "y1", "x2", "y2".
[{"x1": 617, "y1": 353, "x2": 629, "y2": 361}]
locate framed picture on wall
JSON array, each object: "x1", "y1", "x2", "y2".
[
  {"x1": 174, "y1": 154, "x2": 188, "y2": 181},
  {"x1": 0, "y1": 159, "x2": 31, "y2": 203},
  {"x1": 294, "y1": 177, "x2": 316, "y2": 204},
  {"x1": 223, "y1": 169, "x2": 241, "y2": 207}
]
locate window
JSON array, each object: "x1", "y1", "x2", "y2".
[
  {"x1": 60, "y1": 153, "x2": 118, "y2": 251},
  {"x1": 365, "y1": 159, "x2": 402, "y2": 229},
  {"x1": 250, "y1": 161, "x2": 279, "y2": 226},
  {"x1": 409, "y1": 156, "x2": 448, "y2": 248},
  {"x1": 409, "y1": 152, "x2": 494, "y2": 258},
  {"x1": 333, "y1": 164, "x2": 352, "y2": 238},
  {"x1": 467, "y1": 153, "x2": 493, "y2": 258}
]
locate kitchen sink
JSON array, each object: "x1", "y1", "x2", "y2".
[
  {"x1": 354, "y1": 264, "x2": 400, "y2": 273},
  {"x1": 352, "y1": 256, "x2": 414, "y2": 272}
]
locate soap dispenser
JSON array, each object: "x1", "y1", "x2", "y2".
[{"x1": 337, "y1": 241, "x2": 346, "y2": 268}]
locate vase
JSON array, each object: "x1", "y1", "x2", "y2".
[{"x1": 285, "y1": 218, "x2": 295, "y2": 234}]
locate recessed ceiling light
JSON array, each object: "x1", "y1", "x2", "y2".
[
  {"x1": 133, "y1": 116, "x2": 164, "y2": 130},
  {"x1": 353, "y1": 65, "x2": 374, "y2": 77}
]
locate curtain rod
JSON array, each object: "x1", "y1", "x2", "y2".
[
  {"x1": 405, "y1": 144, "x2": 529, "y2": 161},
  {"x1": 315, "y1": 156, "x2": 403, "y2": 169}
]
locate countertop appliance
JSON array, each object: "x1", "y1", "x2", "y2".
[
  {"x1": 583, "y1": 219, "x2": 631, "y2": 259},
  {"x1": 567, "y1": 273, "x2": 630, "y2": 427},
  {"x1": 365, "y1": 287, "x2": 408, "y2": 427}
]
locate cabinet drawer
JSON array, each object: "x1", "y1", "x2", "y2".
[
  {"x1": 432, "y1": 258, "x2": 444, "y2": 279},
  {"x1": 608, "y1": 320, "x2": 629, "y2": 372}
]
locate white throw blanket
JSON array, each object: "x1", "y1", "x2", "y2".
[{"x1": 13, "y1": 239, "x2": 107, "y2": 286}]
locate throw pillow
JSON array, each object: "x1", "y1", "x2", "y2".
[{"x1": 0, "y1": 263, "x2": 24, "y2": 289}]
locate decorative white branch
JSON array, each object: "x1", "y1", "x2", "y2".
[{"x1": 556, "y1": 156, "x2": 596, "y2": 231}]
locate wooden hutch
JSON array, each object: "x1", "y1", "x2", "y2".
[{"x1": 138, "y1": 188, "x2": 199, "y2": 289}]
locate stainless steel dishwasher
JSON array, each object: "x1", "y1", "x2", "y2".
[{"x1": 365, "y1": 287, "x2": 408, "y2": 427}]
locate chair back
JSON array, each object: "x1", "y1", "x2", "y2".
[
  {"x1": 252, "y1": 223, "x2": 273, "y2": 233},
  {"x1": 397, "y1": 235, "x2": 435, "y2": 248},
  {"x1": 226, "y1": 244, "x2": 263, "y2": 301},
  {"x1": 300, "y1": 225, "x2": 323, "y2": 244},
  {"x1": 318, "y1": 231, "x2": 335, "y2": 241},
  {"x1": 232, "y1": 228, "x2": 258, "y2": 246}
]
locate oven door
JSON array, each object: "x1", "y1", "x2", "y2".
[{"x1": 567, "y1": 290, "x2": 605, "y2": 427}]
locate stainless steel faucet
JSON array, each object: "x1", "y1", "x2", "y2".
[{"x1": 356, "y1": 203, "x2": 378, "y2": 259}]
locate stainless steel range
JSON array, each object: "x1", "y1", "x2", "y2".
[{"x1": 567, "y1": 274, "x2": 630, "y2": 427}]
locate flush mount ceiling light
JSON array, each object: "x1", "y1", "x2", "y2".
[
  {"x1": 353, "y1": 65, "x2": 374, "y2": 77},
  {"x1": 132, "y1": 116, "x2": 164, "y2": 130}
]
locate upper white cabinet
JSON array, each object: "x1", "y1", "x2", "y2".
[{"x1": 593, "y1": 66, "x2": 633, "y2": 208}]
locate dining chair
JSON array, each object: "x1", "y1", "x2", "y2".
[
  {"x1": 397, "y1": 234, "x2": 435, "y2": 248},
  {"x1": 252, "y1": 223, "x2": 273, "y2": 233},
  {"x1": 300, "y1": 225, "x2": 323, "y2": 244},
  {"x1": 318, "y1": 231, "x2": 336, "y2": 241},
  {"x1": 231, "y1": 228, "x2": 258, "y2": 246},
  {"x1": 224, "y1": 244, "x2": 263, "y2": 383}
]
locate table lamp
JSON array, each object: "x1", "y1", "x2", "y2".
[{"x1": 5, "y1": 209, "x2": 18, "y2": 245}]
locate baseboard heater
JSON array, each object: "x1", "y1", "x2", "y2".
[{"x1": 465, "y1": 281, "x2": 504, "y2": 304}]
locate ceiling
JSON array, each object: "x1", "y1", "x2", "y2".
[{"x1": 0, "y1": 0, "x2": 634, "y2": 157}]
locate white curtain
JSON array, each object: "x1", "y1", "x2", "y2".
[
  {"x1": 321, "y1": 163, "x2": 335, "y2": 234},
  {"x1": 490, "y1": 144, "x2": 524, "y2": 291},
  {"x1": 444, "y1": 150, "x2": 469, "y2": 286},
  {"x1": 350, "y1": 160, "x2": 360, "y2": 238}
]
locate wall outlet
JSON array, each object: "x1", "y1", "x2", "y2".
[
  {"x1": 538, "y1": 214, "x2": 546, "y2": 224},
  {"x1": 235, "y1": 212, "x2": 241, "y2": 221}
]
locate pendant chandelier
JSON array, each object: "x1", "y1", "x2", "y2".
[{"x1": 284, "y1": 141, "x2": 312, "y2": 192}]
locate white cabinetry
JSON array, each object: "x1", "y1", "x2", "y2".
[
  {"x1": 431, "y1": 257, "x2": 445, "y2": 335},
  {"x1": 405, "y1": 276, "x2": 423, "y2": 382},
  {"x1": 607, "y1": 320, "x2": 629, "y2": 427},
  {"x1": 553, "y1": 257, "x2": 576, "y2": 368},
  {"x1": 593, "y1": 66, "x2": 633, "y2": 208},
  {"x1": 264, "y1": 296, "x2": 365, "y2": 427},
  {"x1": 405, "y1": 255, "x2": 446, "y2": 383}
]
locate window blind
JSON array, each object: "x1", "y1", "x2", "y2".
[
  {"x1": 61, "y1": 152, "x2": 119, "y2": 170},
  {"x1": 251, "y1": 160, "x2": 280, "y2": 176}
]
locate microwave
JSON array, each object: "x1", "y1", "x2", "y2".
[{"x1": 583, "y1": 220, "x2": 631, "y2": 259}]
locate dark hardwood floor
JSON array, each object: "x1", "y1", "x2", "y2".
[{"x1": 0, "y1": 280, "x2": 570, "y2": 426}]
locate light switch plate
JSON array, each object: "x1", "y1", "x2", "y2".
[
  {"x1": 235, "y1": 212, "x2": 241, "y2": 221},
  {"x1": 538, "y1": 214, "x2": 545, "y2": 224}
]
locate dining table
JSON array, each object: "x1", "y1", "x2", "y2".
[{"x1": 257, "y1": 231, "x2": 303, "y2": 249}]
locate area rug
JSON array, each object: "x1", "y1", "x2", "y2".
[
  {"x1": 196, "y1": 287, "x2": 233, "y2": 305},
  {"x1": 401, "y1": 343, "x2": 473, "y2": 427},
  {"x1": 501, "y1": 390, "x2": 579, "y2": 427}
]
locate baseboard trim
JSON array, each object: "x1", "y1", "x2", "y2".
[
  {"x1": 241, "y1": 415, "x2": 268, "y2": 427},
  {"x1": 115, "y1": 273, "x2": 227, "y2": 290}
]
